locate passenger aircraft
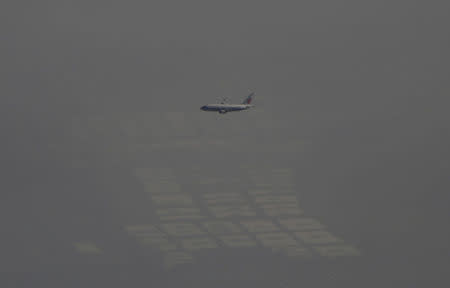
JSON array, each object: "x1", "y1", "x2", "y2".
[{"x1": 200, "y1": 92, "x2": 255, "y2": 114}]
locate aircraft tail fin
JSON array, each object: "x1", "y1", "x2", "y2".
[{"x1": 242, "y1": 92, "x2": 255, "y2": 104}]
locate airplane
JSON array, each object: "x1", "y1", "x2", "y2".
[{"x1": 200, "y1": 92, "x2": 255, "y2": 114}]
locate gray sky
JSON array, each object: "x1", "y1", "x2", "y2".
[{"x1": 1, "y1": 0, "x2": 449, "y2": 287}]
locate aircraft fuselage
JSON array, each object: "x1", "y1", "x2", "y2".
[{"x1": 200, "y1": 104, "x2": 253, "y2": 114}]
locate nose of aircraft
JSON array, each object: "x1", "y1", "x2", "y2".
[{"x1": 200, "y1": 105, "x2": 206, "y2": 110}]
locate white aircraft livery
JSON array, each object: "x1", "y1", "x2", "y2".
[{"x1": 200, "y1": 92, "x2": 255, "y2": 114}]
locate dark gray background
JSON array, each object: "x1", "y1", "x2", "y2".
[{"x1": 1, "y1": 0, "x2": 449, "y2": 287}]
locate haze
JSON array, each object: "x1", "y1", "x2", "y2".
[{"x1": 1, "y1": 0, "x2": 449, "y2": 287}]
